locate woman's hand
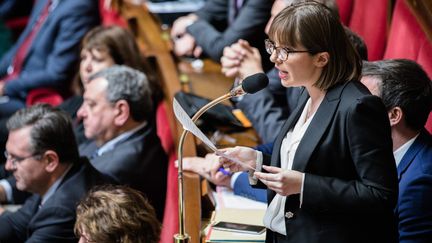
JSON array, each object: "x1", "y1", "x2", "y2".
[
  {"x1": 254, "y1": 165, "x2": 304, "y2": 196},
  {"x1": 218, "y1": 146, "x2": 257, "y2": 172}
]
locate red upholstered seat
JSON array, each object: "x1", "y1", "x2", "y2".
[
  {"x1": 25, "y1": 88, "x2": 64, "y2": 106},
  {"x1": 383, "y1": 0, "x2": 432, "y2": 134},
  {"x1": 348, "y1": 0, "x2": 390, "y2": 61},
  {"x1": 156, "y1": 102, "x2": 179, "y2": 243},
  {"x1": 99, "y1": 0, "x2": 128, "y2": 27}
]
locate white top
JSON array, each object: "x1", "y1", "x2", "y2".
[
  {"x1": 393, "y1": 134, "x2": 418, "y2": 167},
  {"x1": 262, "y1": 98, "x2": 315, "y2": 235}
]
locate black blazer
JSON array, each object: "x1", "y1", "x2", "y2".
[
  {"x1": 79, "y1": 123, "x2": 168, "y2": 221},
  {"x1": 260, "y1": 81, "x2": 398, "y2": 243},
  {"x1": 0, "y1": 159, "x2": 106, "y2": 243}
]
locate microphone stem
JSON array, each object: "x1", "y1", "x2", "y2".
[{"x1": 175, "y1": 92, "x2": 232, "y2": 243}]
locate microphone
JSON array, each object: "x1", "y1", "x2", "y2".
[
  {"x1": 230, "y1": 73, "x2": 269, "y2": 97},
  {"x1": 173, "y1": 72, "x2": 268, "y2": 243}
]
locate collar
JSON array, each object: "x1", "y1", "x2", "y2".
[
  {"x1": 393, "y1": 134, "x2": 419, "y2": 167},
  {"x1": 41, "y1": 163, "x2": 73, "y2": 205},
  {"x1": 96, "y1": 122, "x2": 147, "y2": 156}
]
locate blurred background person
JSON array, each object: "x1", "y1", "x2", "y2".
[
  {"x1": 361, "y1": 59, "x2": 432, "y2": 243},
  {"x1": 0, "y1": 104, "x2": 107, "y2": 242},
  {"x1": 170, "y1": 0, "x2": 274, "y2": 71},
  {"x1": 0, "y1": 0, "x2": 99, "y2": 118},
  {"x1": 77, "y1": 66, "x2": 168, "y2": 221},
  {"x1": 0, "y1": 25, "x2": 164, "y2": 205}
]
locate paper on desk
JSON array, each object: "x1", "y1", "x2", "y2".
[{"x1": 173, "y1": 98, "x2": 256, "y2": 171}]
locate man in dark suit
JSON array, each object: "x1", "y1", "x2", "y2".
[
  {"x1": 0, "y1": 0, "x2": 99, "y2": 117},
  {"x1": 361, "y1": 59, "x2": 432, "y2": 243},
  {"x1": 0, "y1": 104, "x2": 106, "y2": 242},
  {"x1": 170, "y1": 0, "x2": 273, "y2": 70},
  {"x1": 77, "y1": 65, "x2": 168, "y2": 221}
]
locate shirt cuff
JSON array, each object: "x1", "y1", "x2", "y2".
[
  {"x1": 248, "y1": 151, "x2": 263, "y2": 185},
  {"x1": 0, "y1": 179, "x2": 13, "y2": 203},
  {"x1": 230, "y1": 172, "x2": 242, "y2": 189},
  {"x1": 299, "y1": 173, "x2": 305, "y2": 208}
]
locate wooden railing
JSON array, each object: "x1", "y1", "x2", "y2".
[{"x1": 113, "y1": 1, "x2": 201, "y2": 242}]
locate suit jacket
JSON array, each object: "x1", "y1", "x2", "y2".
[
  {"x1": 79, "y1": 124, "x2": 168, "y2": 221},
  {"x1": 187, "y1": 0, "x2": 273, "y2": 69},
  {"x1": 0, "y1": 0, "x2": 99, "y2": 100},
  {"x1": 258, "y1": 81, "x2": 398, "y2": 243},
  {"x1": 396, "y1": 130, "x2": 432, "y2": 243},
  {"x1": 0, "y1": 159, "x2": 106, "y2": 243},
  {"x1": 236, "y1": 68, "x2": 302, "y2": 144}
]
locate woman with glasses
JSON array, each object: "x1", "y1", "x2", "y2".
[{"x1": 219, "y1": 2, "x2": 398, "y2": 243}]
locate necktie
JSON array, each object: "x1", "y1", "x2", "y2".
[
  {"x1": 229, "y1": 0, "x2": 244, "y2": 25},
  {"x1": 2, "y1": 0, "x2": 52, "y2": 82}
]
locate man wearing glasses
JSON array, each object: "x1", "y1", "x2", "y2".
[{"x1": 0, "y1": 104, "x2": 106, "y2": 242}]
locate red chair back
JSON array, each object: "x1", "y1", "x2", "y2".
[
  {"x1": 25, "y1": 88, "x2": 64, "y2": 106},
  {"x1": 336, "y1": 0, "x2": 354, "y2": 25},
  {"x1": 156, "y1": 102, "x2": 179, "y2": 243},
  {"x1": 383, "y1": 0, "x2": 432, "y2": 134},
  {"x1": 348, "y1": 0, "x2": 390, "y2": 60}
]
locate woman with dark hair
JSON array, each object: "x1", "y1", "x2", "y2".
[
  {"x1": 75, "y1": 185, "x2": 160, "y2": 243},
  {"x1": 59, "y1": 25, "x2": 162, "y2": 144},
  {"x1": 220, "y1": 2, "x2": 398, "y2": 243}
]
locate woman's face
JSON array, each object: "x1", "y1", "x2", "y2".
[
  {"x1": 80, "y1": 48, "x2": 115, "y2": 86},
  {"x1": 269, "y1": 39, "x2": 323, "y2": 88}
]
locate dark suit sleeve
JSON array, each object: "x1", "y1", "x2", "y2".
[
  {"x1": 398, "y1": 169, "x2": 432, "y2": 242},
  {"x1": 233, "y1": 172, "x2": 267, "y2": 202},
  {"x1": 186, "y1": 0, "x2": 273, "y2": 61},
  {"x1": 194, "y1": 0, "x2": 228, "y2": 25},
  {"x1": 0, "y1": 195, "x2": 39, "y2": 242},
  {"x1": 237, "y1": 88, "x2": 289, "y2": 144},
  {"x1": 25, "y1": 206, "x2": 77, "y2": 243},
  {"x1": 3, "y1": 1, "x2": 99, "y2": 97},
  {"x1": 302, "y1": 95, "x2": 398, "y2": 213}
]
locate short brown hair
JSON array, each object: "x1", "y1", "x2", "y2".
[
  {"x1": 75, "y1": 185, "x2": 161, "y2": 243},
  {"x1": 269, "y1": 1, "x2": 361, "y2": 90}
]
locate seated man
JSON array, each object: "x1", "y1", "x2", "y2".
[
  {"x1": 75, "y1": 185, "x2": 161, "y2": 243},
  {"x1": 170, "y1": 0, "x2": 273, "y2": 71},
  {"x1": 361, "y1": 59, "x2": 432, "y2": 243},
  {"x1": 77, "y1": 65, "x2": 168, "y2": 221},
  {"x1": 0, "y1": 104, "x2": 106, "y2": 242},
  {"x1": 0, "y1": 0, "x2": 99, "y2": 117}
]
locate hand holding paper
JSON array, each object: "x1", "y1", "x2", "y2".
[{"x1": 173, "y1": 98, "x2": 256, "y2": 171}]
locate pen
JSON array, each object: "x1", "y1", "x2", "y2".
[{"x1": 218, "y1": 167, "x2": 232, "y2": 176}]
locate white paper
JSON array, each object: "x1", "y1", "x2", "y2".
[{"x1": 173, "y1": 98, "x2": 256, "y2": 171}]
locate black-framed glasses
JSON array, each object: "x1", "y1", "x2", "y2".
[
  {"x1": 4, "y1": 151, "x2": 40, "y2": 168},
  {"x1": 264, "y1": 39, "x2": 311, "y2": 61}
]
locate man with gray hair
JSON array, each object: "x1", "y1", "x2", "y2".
[
  {"x1": 0, "y1": 104, "x2": 106, "y2": 242},
  {"x1": 77, "y1": 65, "x2": 167, "y2": 221}
]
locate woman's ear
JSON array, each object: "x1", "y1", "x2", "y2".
[{"x1": 315, "y1": 52, "x2": 329, "y2": 67}]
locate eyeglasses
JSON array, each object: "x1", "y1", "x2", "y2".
[
  {"x1": 4, "y1": 151, "x2": 40, "y2": 168},
  {"x1": 264, "y1": 39, "x2": 311, "y2": 61}
]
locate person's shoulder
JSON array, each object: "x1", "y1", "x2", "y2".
[{"x1": 414, "y1": 131, "x2": 432, "y2": 174}]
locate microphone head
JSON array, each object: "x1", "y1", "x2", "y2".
[{"x1": 241, "y1": 73, "x2": 269, "y2": 94}]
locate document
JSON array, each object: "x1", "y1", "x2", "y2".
[{"x1": 173, "y1": 98, "x2": 256, "y2": 171}]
